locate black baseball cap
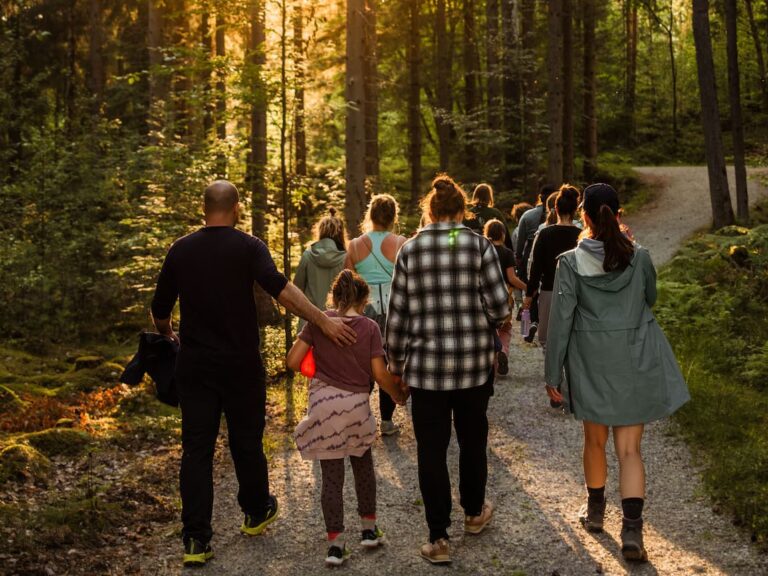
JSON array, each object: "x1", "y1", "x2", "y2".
[{"x1": 582, "y1": 183, "x2": 619, "y2": 222}]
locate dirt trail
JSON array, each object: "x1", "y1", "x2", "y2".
[
  {"x1": 145, "y1": 167, "x2": 768, "y2": 575},
  {"x1": 628, "y1": 166, "x2": 768, "y2": 266}
]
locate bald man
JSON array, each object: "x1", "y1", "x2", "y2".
[{"x1": 151, "y1": 180, "x2": 356, "y2": 566}]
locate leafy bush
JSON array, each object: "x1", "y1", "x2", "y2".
[
  {"x1": 656, "y1": 220, "x2": 768, "y2": 546},
  {"x1": 21, "y1": 428, "x2": 91, "y2": 457},
  {"x1": 0, "y1": 444, "x2": 51, "y2": 485}
]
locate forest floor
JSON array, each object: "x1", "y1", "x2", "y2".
[{"x1": 135, "y1": 166, "x2": 768, "y2": 575}]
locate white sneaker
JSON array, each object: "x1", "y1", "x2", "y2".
[{"x1": 380, "y1": 420, "x2": 398, "y2": 436}]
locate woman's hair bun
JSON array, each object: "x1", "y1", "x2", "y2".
[{"x1": 328, "y1": 206, "x2": 337, "y2": 217}]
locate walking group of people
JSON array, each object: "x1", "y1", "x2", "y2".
[{"x1": 150, "y1": 174, "x2": 689, "y2": 569}]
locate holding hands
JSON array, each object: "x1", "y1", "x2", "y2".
[{"x1": 390, "y1": 374, "x2": 410, "y2": 406}]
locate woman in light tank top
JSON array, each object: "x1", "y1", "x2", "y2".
[{"x1": 345, "y1": 194, "x2": 407, "y2": 437}]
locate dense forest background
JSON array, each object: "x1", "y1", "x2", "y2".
[{"x1": 1, "y1": 0, "x2": 767, "y2": 348}]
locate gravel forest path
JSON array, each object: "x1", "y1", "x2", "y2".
[{"x1": 145, "y1": 166, "x2": 768, "y2": 576}]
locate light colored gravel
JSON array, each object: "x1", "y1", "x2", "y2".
[
  {"x1": 628, "y1": 166, "x2": 768, "y2": 266},
  {"x1": 144, "y1": 166, "x2": 768, "y2": 575}
]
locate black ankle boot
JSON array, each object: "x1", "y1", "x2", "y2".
[{"x1": 621, "y1": 517, "x2": 648, "y2": 562}]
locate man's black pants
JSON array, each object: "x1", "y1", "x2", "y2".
[
  {"x1": 410, "y1": 380, "x2": 492, "y2": 543},
  {"x1": 177, "y1": 360, "x2": 270, "y2": 544}
]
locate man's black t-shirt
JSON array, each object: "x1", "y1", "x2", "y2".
[{"x1": 151, "y1": 226, "x2": 288, "y2": 369}]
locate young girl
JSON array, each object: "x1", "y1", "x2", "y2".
[
  {"x1": 483, "y1": 219, "x2": 526, "y2": 376},
  {"x1": 287, "y1": 270, "x2": 406, "y2": 567}
]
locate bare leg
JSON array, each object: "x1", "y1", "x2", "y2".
[
  {"x1": 582, "y1": 421, "x2": 609, "y2": 488},
  {"x1": 613, "y1": 424, "x2": 645, "y2": 499}
]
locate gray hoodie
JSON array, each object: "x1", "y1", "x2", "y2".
[{"x1": 293, "y1": 238, "x2": 346, "y2": 317}]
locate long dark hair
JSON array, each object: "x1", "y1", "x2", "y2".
[{"x1": 585, "y1": 205, "x2": 635, "y2": 272}]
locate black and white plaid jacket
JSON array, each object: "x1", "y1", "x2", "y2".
[{"x1": 385, "y1": 222, "x2": 511, "y2": 391}]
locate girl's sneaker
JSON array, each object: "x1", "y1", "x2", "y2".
[
  {"x1": 325, "y1": 544, "x2": 351, "y2": 566},
  {"x1": 360, "y1": 526, "x2": 385, "y2": 548}
]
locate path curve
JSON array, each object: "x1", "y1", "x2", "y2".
[
  {"x1": 145, "y1": 167, "x2": 768, "y2": 575},
  {"x1": 627, "y1": 166, "x2": 768, "y2": 266}
]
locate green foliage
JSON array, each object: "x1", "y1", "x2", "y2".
[
  {"x1": 20, "y1": 428, "x2": 91, "y2": 458},
  {"x1": 0, "y1": 385, "x2": 27, "y2": 413},
  {"x1": 0, "y1": 444, "x2": 51, "y2": 485},
  {"x1": 656, "y1": 218, "x2": 768, "y2": 546}
]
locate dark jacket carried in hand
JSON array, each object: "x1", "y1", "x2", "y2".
[{"x1": 120, "y1": 332, "x2": 179, "y2": 407}]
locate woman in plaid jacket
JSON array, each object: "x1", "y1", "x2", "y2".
[{"x1": 385, "y1": 174, "x2": 511, "y2": 565}]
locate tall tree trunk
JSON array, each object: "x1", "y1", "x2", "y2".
[
  {"x1": 148, "y1": 0, "x2": 167, "y2": 136},
  {"x1": 486, "y1": 0, "x2": 501, "y2": 168},
  {"x1": 346, "y1": 0, "x2": 367, "y2": 234},
  {"x1": 247, "y1": 0, "x2": 276, "y2": 324},
  {"x1": 293, "y1": 0, "x2": 307, "y2": 177},
  {"x1": 463, "y1": 0, "x2": 478, "y2": 171},
  {"x1": 65, "y1": 0, "x2": 77, "y2": 133},
  {"x1": 215, "y1": 11, "x2": 227, "y2": 176},
  {"x1": 170, "y1": 0, "x2": 190, "y2": 140},
  {"x1": 500, "y1": 0, "x2": 518, "y2": 190},
  {"x1": 364, "y1": 0, "x2": 379, "y2": 184},
  {"x1": 521, "y1": 0, "x2": 536, "y2": 195},
  {"x1": 89, "y1": 0, "x2": 106, "y2": 105},
  {"x1": 408, "y1": 0, "x2": 422, "y2": 203},
  {"x1": 582, "y1": 0, "x2": 597, "y2": 181},
  {"x1": 725, "y1": 0, "x2": 749, "y2": 222},
  {"x1": 201, "y1": 8, "x2": 213, "y2": 138},
  {"x1": 546, "y1": 0, "x2": 563, "y2": 186},
  {"x1": 280, "y1": 0, "x2": 292, "y2": 352},
  {"x1": 692, "y1": 0, "x2": 735, "y2": 229},
  {"x1": 248, "y1": 0, "x2": 268, "y2": 239},
  {"x1": 435, "y1": 0, "x2": 452, "y2": 171},
  {"x1": 624, "y1": 0, "x2": 638, "y2": 140},
  {"x1": 562, "y1": 0, "x2": 573, "y2": 182},
  {"x1": 7, "y1": 7, "x2": 23, "y2": 176},
  {"x1": 667, "y1": 5, "x2": 678, "y2": 144},
  {"x1": 745, "y1": 0, "x2": 768, "y2": 113}
]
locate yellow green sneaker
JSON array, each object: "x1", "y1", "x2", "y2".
[
  {"x1": 183, "y1": 538, "x2": 214, "y2": 567},
  {"x1": 240, "y1": 495, "x2": 279, "y2": 536}
]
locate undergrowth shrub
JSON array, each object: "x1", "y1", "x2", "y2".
[{"x1": 656, "y1": 221, "x2": 768, "y2": 546}]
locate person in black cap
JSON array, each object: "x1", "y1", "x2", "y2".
[
  {"x1": 151, "y1": 180, "x2": 357, "y2": 567},
  {"x1": 544, "y1": 183, "x2": 689, "y2": 563}
]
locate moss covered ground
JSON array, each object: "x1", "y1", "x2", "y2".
[{"x1": 655, "y1": 208, "x2": 768, "y2": 547}]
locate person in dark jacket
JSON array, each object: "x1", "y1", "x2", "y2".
[
  {"x1": 464, "y1": 183, "x2": 513, "y2": 250},
  {"x1": 524, "y1": 184, "x2": 582, "y2": 352},
  {"x1": 151, "y1": 180, "x2": 356, "y2": 567},
  {"x1": 515, "y1": 184, "x2": 558, "y2": 340}
]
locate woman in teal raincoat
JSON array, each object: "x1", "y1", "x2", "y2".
[{"x1": 545, "y1": 183, "x2": 689, "y2": 563}]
